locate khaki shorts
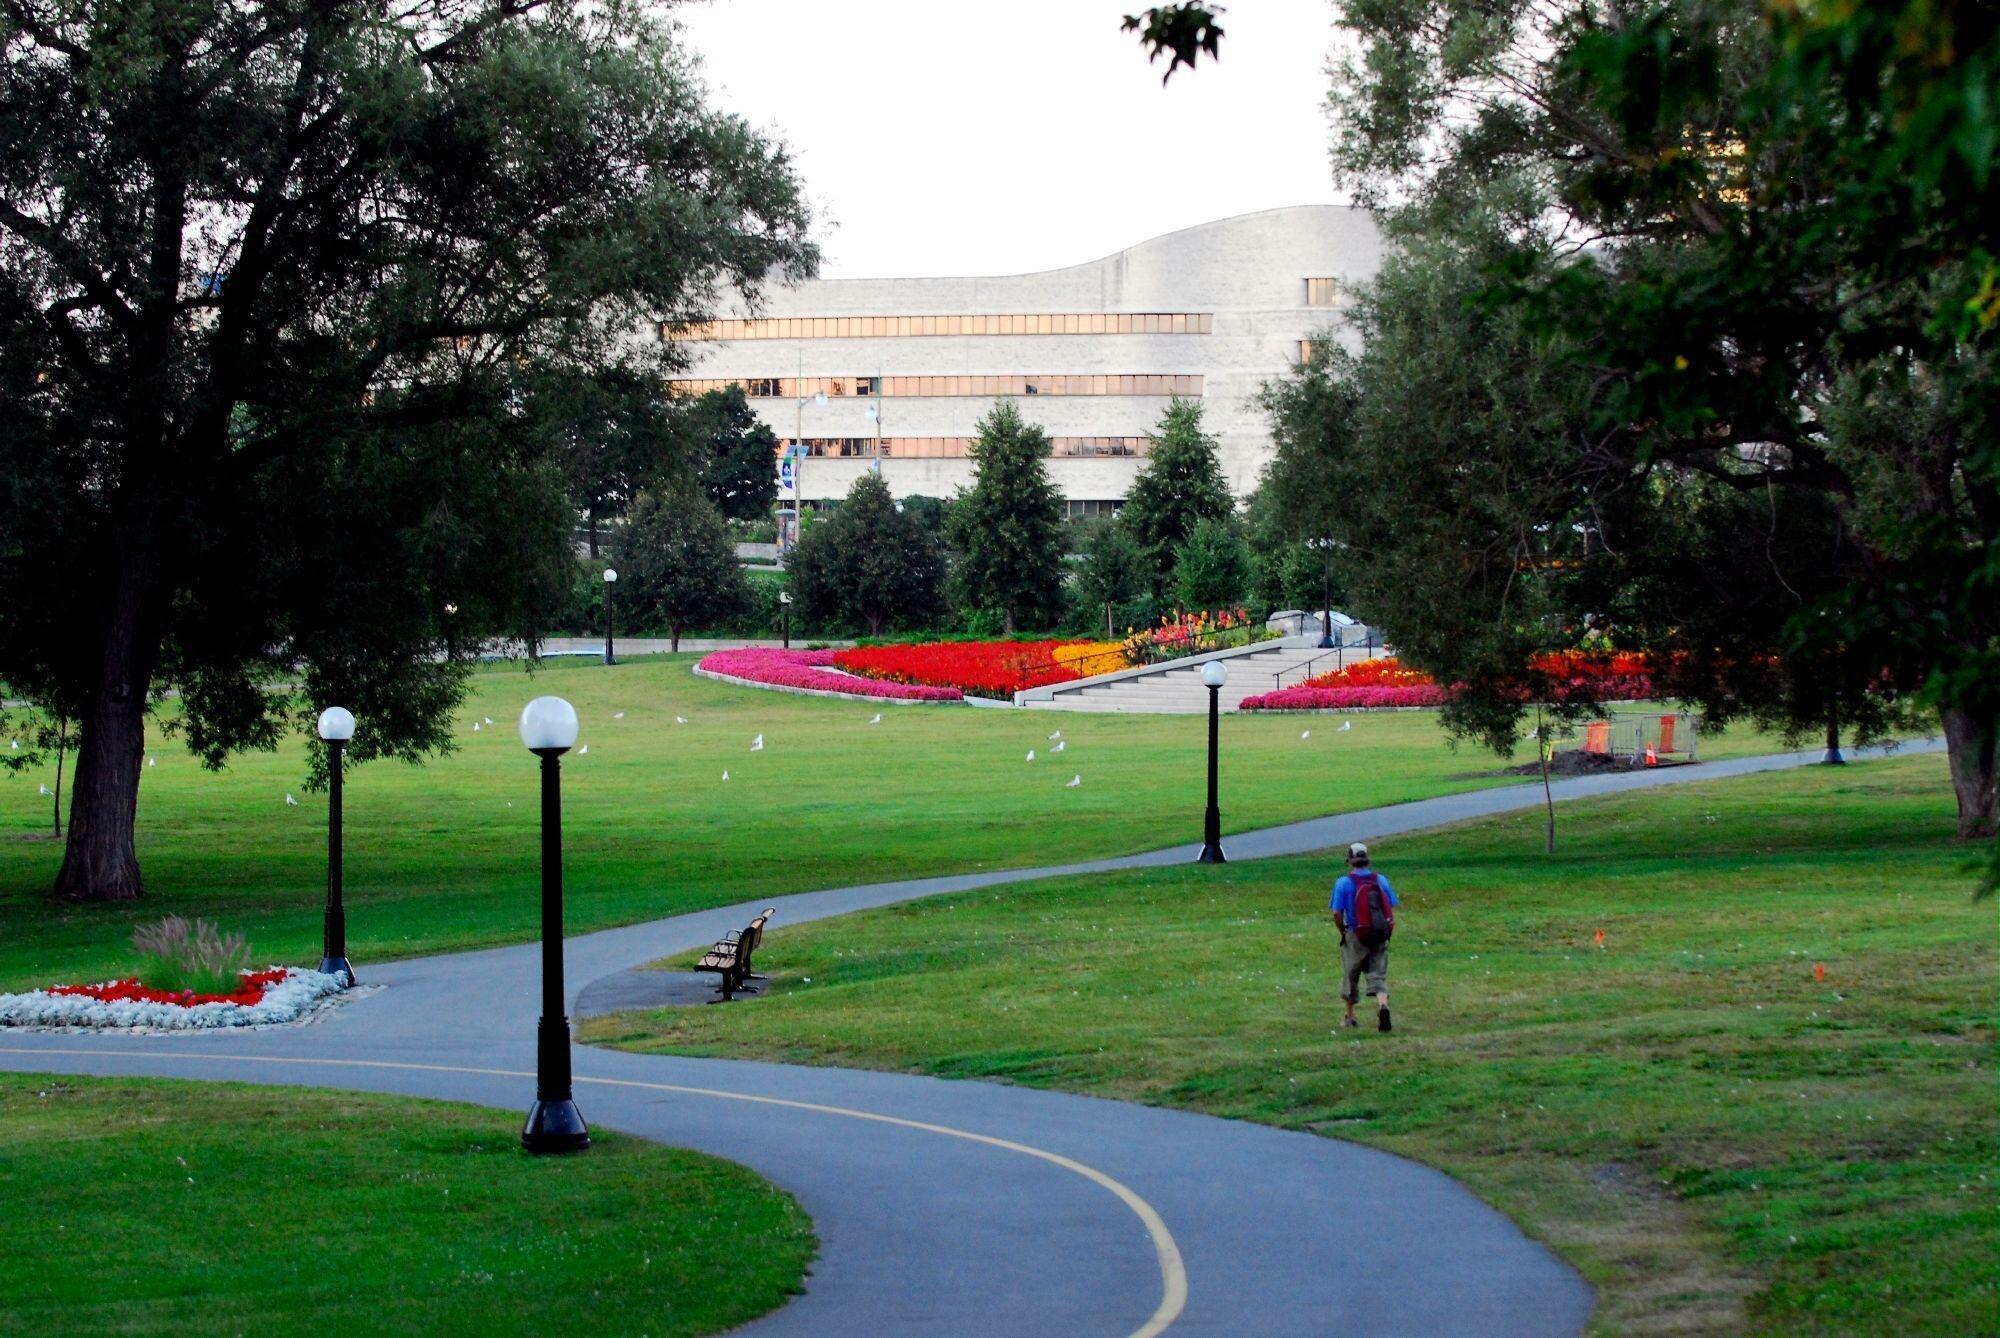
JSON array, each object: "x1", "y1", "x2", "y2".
[{"x1": 1341, "y1": 932, "x2": 1389, "y2": 1003}]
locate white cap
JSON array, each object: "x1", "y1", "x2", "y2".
[{"x1": 1347, "y1": 842, "x2": 1370, "y2": 862}]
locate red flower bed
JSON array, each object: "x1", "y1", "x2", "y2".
[
  {"x1": 50, "y1": 967, "x2": 289, "y2": 1009},
  {"x1": 1242, "y1": 653, "x2": 1657, "y2": 711},
  {"x1": 697, "y1": 647, "x2": 963, "y2": 701},
  {"x1": 833, "y1": 639, "x2": 1089, "y2": 698}
]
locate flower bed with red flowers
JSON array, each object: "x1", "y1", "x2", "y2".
[
  {"x1": 832, "y1": 640, "x2": 1089, "y2": 698},
  {"x1": 0, "y1": 965, "x2": 350, "y2": 1030},
  {"x1": 1240, "y1": 654, "x2": 1657, "y2": 711},
  {"x1": 696, "y1": 647, "x2": 963, "y2": 701}
]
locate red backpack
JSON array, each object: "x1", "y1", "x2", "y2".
[{"x1": 1350, "y1": 870, "x2": 1394, "y2": 947}]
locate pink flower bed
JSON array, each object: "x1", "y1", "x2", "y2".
[{"x1": 697, "y1": 647, "x2": 963, "y2": 701}]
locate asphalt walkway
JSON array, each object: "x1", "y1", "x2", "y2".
[{"x1": 0, "y1": 740, "x2": 1940, "y2": 1334}]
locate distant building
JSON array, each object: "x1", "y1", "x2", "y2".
[{"x1": 665, "y1": 204, "x2": 1385, "y2": 520}]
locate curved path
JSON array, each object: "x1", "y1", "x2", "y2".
[{"x1": 0, "y1": 742, "x2": 1937, "y2": 1335}]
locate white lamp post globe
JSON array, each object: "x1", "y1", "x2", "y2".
[
  {"x1": 1202, "y1": 661, "x2": 1229, "y2": 689},
  {"x1": 316, "y1": 706, "x2": 356, "y2": 742},
  {"x1": 519, "y1": 696, "x2": 581, "y2": 753},
  {"x1": 602, "y1": 568, "x2": 618, "y2": 584}
]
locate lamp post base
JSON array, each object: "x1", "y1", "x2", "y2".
[
  {"x1": 522, "y1": 1098, "x2": 591, "y2": 1154},
  {"x1": 1196, "y1": 842, "x2": 1227, "y2": 864},
  {"x1": 1822, "y1": 747, "x2": 1846, "y2": 765},
  {"x1": 1316, "y1": 633, "x2": 1335, "y2": 649},
  {"x1": 317, "y1": 954, "x2": 355, "y2": 986}
]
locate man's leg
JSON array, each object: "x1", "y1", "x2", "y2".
[
  {"x1": 1340, "y1": 935, "x2": 1365, "y2": 1025},
  {"x1": 1368, "y1": 945, "x2": 1391, "y2": 1031}
]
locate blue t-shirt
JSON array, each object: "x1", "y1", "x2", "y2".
[{"x1": 1330, "y1": 868, "x2": 1398, "y2": 929}]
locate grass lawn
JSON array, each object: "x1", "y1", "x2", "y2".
[
  {"x1": 0, "y1": 1074, "x2": 814, "y2": 1333},
  {"x1": 586, "y1": 754, "x2": 1996, "y2": 1333},
  {"x1": 0, "y1": 652, "x2": 1799, "y2": 992}
]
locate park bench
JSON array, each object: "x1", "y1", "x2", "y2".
[{"x1": 694, "y1": 908, "x2": 776, "y2": 1003}]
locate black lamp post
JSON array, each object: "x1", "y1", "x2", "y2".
[
  {"x1": 1308, "y1": 538, "x2": 1336, "y2": 648},
  {"x1": 519, "y1": 695, "x2": 589, "y2": 1154},
  {"x1": 779, "y1": 589, "x2": 792, "y2": 649},
  {"x1": 1196, "y1": 660, "x2": 1228, "y2": 863},
  {"x1": 316, "y1": 706, "x2": 356, "y2": 984},
  {"x1": 601, "y1": 567, "x2": 619, "y2": 665}
]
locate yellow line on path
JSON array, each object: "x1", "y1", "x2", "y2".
[{"x1": 0, "y1": 1046, "x2": 1188, "y2": 1337}]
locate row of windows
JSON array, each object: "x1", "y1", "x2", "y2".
[
  {"x1": 1305, "y1": 277, "x2": 1340, "y2": 306},
  {"x1": 1065, "y1": 499, "x2": 1125, "y2": 519},
  {"x1": 671, "y1": 312, "x2": 1215, "y2": 341},
  {"x1": 676, "y1": 374, "x2": 1203, "y2": 399},
  {"x1": 780, "y1": 436, "x2": 1151, "y2": 460}
]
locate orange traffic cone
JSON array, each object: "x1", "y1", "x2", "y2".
[
  {"x1": 1814, "y1": 962, "x2": 1826, "y2": 981},
  {"x1": 1593, "y1": 929, "x2": 1606, "y2": 949},
  {"x1": 1644, "y1": 744, "x2": 1659, "y2": 767}
]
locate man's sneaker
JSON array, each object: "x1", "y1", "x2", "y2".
[
  {"x1": 1377, "y1": 1006, "x2": 1393, "y2": 1033},
  {"x1": 1342, "y1": 1015, "x2": 1359, "y2": 1029}
]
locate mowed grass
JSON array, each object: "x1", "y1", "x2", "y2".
[
  {"x1": 0, "y1": 652, "x2": 1798, "y2": 991},
  {"x1": 0, "y1": 1075, "x2": 814, "y2": 1334},
  {"x1": 587, "y1": 755, "x2": 1996, "y2": 1333}
]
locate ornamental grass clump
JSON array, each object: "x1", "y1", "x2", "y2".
[{"x1": 132, "y1": 916, "x2": 252, "y2": 997}]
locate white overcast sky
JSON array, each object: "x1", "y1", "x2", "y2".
[{"x1": 675, "y1": 0, "x2": 1343, "y2": 279}]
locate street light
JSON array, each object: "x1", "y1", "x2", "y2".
[
  {"x1": 778, "y1": 590, "x2": 793, "y2": 650},
  {"x1": 601, "y1": 568, "x2": 618, "y2": 666},
  {"x1": 518, "y1": 695, "x2": 589, "y2": 1155},
  {"x1": 315, "y1": 706, "x2": 356, "y2": 984},
  {"x1": 1197, "y1": 661, "x2": 1228, "y2": 864},
  {"x1": 1306, "y1": 537, "x2": 1336, "y2": 649}
]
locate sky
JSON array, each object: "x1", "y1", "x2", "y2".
[{"x1": 675, "y1": 1, "x2": 1343, "y2": 279}]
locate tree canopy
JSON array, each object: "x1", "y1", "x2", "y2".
[
  {"x1": 945, "y1": 400, "x2": 1067, "y2": 633},
  {"x1": 788, "y1": 474, "x2": 947, "y2": 637},
  {"x1": 680, "y1": 384, "x2": 781, "y2": 523},
  {"x1": 0, "y1": 0, "x2": 815, "y2": 899},
  {"x1": 1120, "y1": 397, "x2": 1232, "y2": 596},
  {"x1": 615, "y1": 482, "x2": 752, "y2": 653}
]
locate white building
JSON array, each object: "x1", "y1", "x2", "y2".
[{"x1": 668, "y1": 204, "x2": 1385, "y2": 517}]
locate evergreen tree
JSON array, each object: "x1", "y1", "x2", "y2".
[
  {"x1": 788, "y1": 475, "x2": 947, "y2": 636},
  {"x1": 1072, "y1": 521, "x2": 1152, "y2": 635},
  {"x1": 945, "y1": 402, "x2": 1067, "y2": 633},
  {"x1": 1121, "y1": 398, "x2": 1233, "y2": 594},
  {"x1": 616, "y1": 484, "x2": 753, "y2": 653},
  {"x1": 682, "y1": 386, "x2": 781, "y2": 522},
  {"x1": 0, "y1": 1, "x2": 814, "y2": 900},
  {"x1": 1173, "y1": 518, "x2": 1251, "y2": 613}
]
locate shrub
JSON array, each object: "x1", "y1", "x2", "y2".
[{"x1": 132, "y1": 916, "x2": 252, "y2": 996}]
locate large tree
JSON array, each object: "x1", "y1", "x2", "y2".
[
  {"x1": 945, "y1": 400, "x2": 1066, "y2": 634},
  {"x1": 0, "y1": 1, "x2": 814, "y2": 900},
  {"x1": 679, "y1": 383, "x2": 780, "y2": 522},
  {"x1": 1291, "y1": 0, "x2": 1997, "y2": 842},
  {"x1": 615, "y1": 482, "x2": 751, "y2": 653},
  {"x1": 788, "y1": 473, "x2": 946, "y2": 636},
  {"x1": 1120, "y1": 396, "x2": 1232, "y2": 596}
]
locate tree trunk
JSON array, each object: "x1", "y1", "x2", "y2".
[
  {"x1": 1003, "y1": 604, "x2": 1016, "y2": 636},
  {"x1": 51, "y1": 549, "x2": 161, "y2": 902},
  {"x1": 1941, "y1": 705, "x2": 1998, "y2": 840},
  {"x1": 1537, "y1": 709, "x2": 1556, "y2": 854},
  {"x1": 588, "y1": 510, "x2": 600, "y2": 559},
  {"x1": 50, "y1": 724, "x2": 66, "y2": 839},
  {"x1": 670, "y1": 623, "x2": 681, "y2": 654}
]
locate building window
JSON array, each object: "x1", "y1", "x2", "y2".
[
  {"x1": 1064, "y1": 499, "x2": 1126, "y2": 519},
  {"x1": 1298, "y1": 340, "x2": 1319, "y2": 363},
  {"x1": 678, "y1": 375, "x2": 1202, "y2": 399},
  {"x1": 666, "y1": 312, "x2": 1216, "y2": 340},
  {"x1": 778, "y1": 437, "x2": 1150, "y2": 460},
  {"x1": 1304, "y1": 277, "x2": 1340, "y2": 306}
]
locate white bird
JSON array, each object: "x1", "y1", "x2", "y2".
[
  {"x1": 284, "y1": 793, "x2": 299, "y2": 807},
  {"x1": 147, "y1": 756, "x2": 157, "y2": 768},
  {"x1": 1338, "y1": 720, "x2": 1353, "y2": 732},
  {"x1": 8, "y1": 739, "x2": 16, "y2": 750},
  {"x1": 1052, "y1": 740, "x2": 1066, "y2": 753},
  {"x1": 1066, "y1": 774, "x2": 1082, "y2": 788},
  {"x1": 1049, "y1": 730, "x2": 1062, "y2": 741},
  {"x1": 1301, "y1": 729, "x2": 1312, "y2": 741},
  {"x1": 577, "y1": 744, "x2": 589, "y2": 755},
  {"x1": 675, "y1": 716, "x2": 689, "y2": 725},
  {"x1": 721, "y1": 769, "x2": 730, "y2": 781},
  {"x1": 1025, "y1": 749, "x2": 1035, "y2": 762},
  {"x1": 750, "y1": 734, "x2": 764, "y2": 752},
  {"x1": 612, "y1": 712, "x2": 625, "y2": 720},
  {"x1": 38, "y1": 783, "x2": 53, "y2": 796},
  {"x1": 483, "y1": 717, "x2": 494, "y2": 725},
  {"x1": 868, "y1": 713, "x2": 882, "y2": 725},
  {"x1": 472, "y1": 721, "x2": 481, "y2": 732}
]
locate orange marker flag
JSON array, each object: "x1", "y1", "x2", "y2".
[
  {"x1": 1814, "y1": 962, "x2": 1826, "y2": 981},
  {"x1": 1593, "y1": 929, "x2": 1606, "y2": 948}
]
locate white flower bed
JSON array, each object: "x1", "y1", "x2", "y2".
[{"x1": 0, "y1": 967, "x2": 350, "y2": 1030}]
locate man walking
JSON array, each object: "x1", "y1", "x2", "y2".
[{"x1": 1331, "y1": 841, "x2": 1397, "y2": 1032}]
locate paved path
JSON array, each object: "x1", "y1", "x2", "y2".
[{"x1": 0, "y1": 741, "x2": 1939, "y2": 1334}]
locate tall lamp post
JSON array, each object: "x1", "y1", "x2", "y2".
[
  {"x1": 779, "y1": 590, "x2": 793, "y2": 649},
  {"x1": 519, "y1": 696, "x2": 589, "y2": 1154},
  {"x1": 316, "y1": 706, "x2": 356, "y2": 983},
  {"x1": 1307, "y1": 537, "x2": 1336, "y2": 649},
  {"x1": 601, "y1": 567, "x2": 618, "y2": 666},
  {"x1": 1196, "y1": 661, "x2": 1228, "y2": 863}
]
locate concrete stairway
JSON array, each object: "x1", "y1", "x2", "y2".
[{"x1": 1025, "y1": 641, "x2": 1382, "y2": 713}]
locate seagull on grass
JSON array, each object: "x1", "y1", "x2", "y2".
[
  {"x1": 1338, "y1": 720, "x2": 1352, "y2": 732},
  {"x1": 675, "y1": 716, "x2": 688, "y2": 725},
  {"x1": 1301, "y1": 729, "x2": 1312, "y2": 741},
  {"x1": 576, "y1": 745, "x2": 589, "y2": 755},
  {"x1": 721, "y1": 769, "x2": 730, "y2": 781},
  {"x1": 38, "y1": 783, "x2": 54, "y2": 796},
  {"x1": 612, "y1": 712, "x2": 625, "y2": 720},
  {"x1": 750, "y1": 734, "x2": 764, "y2": 752},
  {"x1": 868, "y1": 713, "x2": 882, "y2": 725},
  {"x1": 472, "y1": 721, "x2": 481, "y2": 732},
  {"x1": 1025, "y1": 749, "x2": 1035, "y2": 762},
  {"x1": 1066, "y1": 774, "x2": 1082, "y2": 788},
  {"x1": 147, "y1": 756, "x2": 157, "y2": 768},
  {"x1": 1049, "y1": 730, "x2": 1062, "y2": 741},
  {"x1": 1051, "y1": 740, "x2": 1066, "y2": 753},
  {"x1": 284, "y1": 793, "x2": 299, "y2": 807},
  {"x1": 483, "y1": 717, "x2": 494, "y2": 725}
]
